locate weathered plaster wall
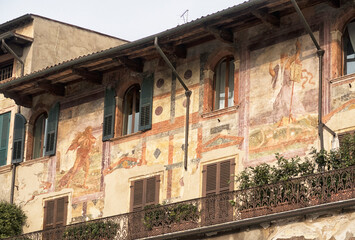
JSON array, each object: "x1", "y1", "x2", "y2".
[
  {"x1": 30, "y1": 16, "x2": 126, "y2": 72},
  {"x1": 2, "y1": 2, "x2": 355, "y2": 236},
  {"x1": 206, "y1": 208, "x2": 355, "y2": 240}
]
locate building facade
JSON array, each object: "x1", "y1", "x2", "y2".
[{"x1": 0, "y1": 0, "x2": 355, "y2": 239}]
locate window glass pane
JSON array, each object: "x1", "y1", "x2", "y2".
[
  {"x1": 219, "y1": 61, "x2": 226, "y2": 109},
  {"x1": 228, "y1": 60, "x2": 234, "y2": 107},
  {"x1": 33, "y1": 114, "x2": 46, "y2": 159},
  {"x1": 123, "y1": 85, "x2": 141, "y2": 135},
  {"x1": 345, "y1": 21, "x2": 355, "y2": 75}
]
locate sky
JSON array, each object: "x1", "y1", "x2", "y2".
[{"x1": 0, "y1": 0, "x2": 246, "y2": 41}]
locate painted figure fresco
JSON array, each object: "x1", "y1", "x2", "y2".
[
  {"x1": 249, "y1": 37, "x2": 318, "y2": 162},
  {"x1": 269, "y1": 40, "x2": 314, "y2": 126},
  {"x1": 58, "y1": 126, "x2": 96, "y2": 188}
]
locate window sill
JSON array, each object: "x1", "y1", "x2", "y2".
[
  {"x1": 110, "y1": 131, "x2": 143, "y2": 142},
  {"x1": 0, "y1": 164, "x2": 12, "y2": 174},
  {"x1": 22, "y1": 156, "x2": 51, "y2": 166},
  {"x1": 201, "y1": 105, "x2": 239, "y2": 119},
  {"x1": 330, "y1": 72, "x2": 355, "y2": 85}
]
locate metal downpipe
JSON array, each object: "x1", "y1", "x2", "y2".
[
  {"x1": 290, "y1": 0, "x2": 326, "y2": 151},
  {"x1": 1, "y1": 39, "x2": 24, "y2": 77},
  {"x1": 154, "y1": 37, "x2": 191, "y2": 170}
]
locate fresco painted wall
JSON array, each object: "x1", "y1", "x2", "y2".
[
  {"x1": 248, "y1": 35, "x2": 319, "y2": 163},
  {"x1": 55, "y1": 98, "x2": 105, "y2": 221}
]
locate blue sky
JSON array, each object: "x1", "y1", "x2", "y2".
[{"x1": 0, "y1": 0, "x2": 246, "y2": 41}]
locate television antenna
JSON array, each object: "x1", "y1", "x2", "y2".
[{"x1": 181, "y1": 10, "x2": 189, "y2": 23}]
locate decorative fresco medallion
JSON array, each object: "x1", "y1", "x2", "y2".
[
  {"x1": 156, "y1": 78, "x2": 164, "y2": 88},
  {"x1": 155, "y1": 106, "x2": 163, "y2": 115},
  {"x1": 184, "y1": 69, "x2": 192, "y2": 79}
]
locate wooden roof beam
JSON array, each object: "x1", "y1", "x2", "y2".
[
  {"x1": 114, "y1": 57, "x2": 143, "y2": 73},
  {"x1": 204, "y1": 25, "x2": 234, "y2": 44},
  {"x1": 252, "y1": 9, "x2": 280, "y2": 28},
  {"x1": 324, "y1": 0, "x2": 340, "y2": 8},
  {"x1": 36, "y1": 81, "x2": 65, "y2": 96},
  {"x1": 158, "y1": 43, "x2": 187, "y2": 59},
  {"x1": 72, "y1": 68, "x2": 102, "y2": 85},
  {"x1": 2, "y1": 91, "x2": 32, "y2": 108}
]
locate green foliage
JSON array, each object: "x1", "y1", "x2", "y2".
[
  {"x1": 0, "y1": 201, "x2": 27, "y2": 239},
  {"x1": 235, "y1": 134, "x2": 355, "y2": 190},
  {"x1": 62, "y1": 220, "x2": 118, "y2": 240},
  {"x1": 143, "y1": 203, "x2": 199, "y2": 230}
]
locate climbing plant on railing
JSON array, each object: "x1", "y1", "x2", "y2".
[
  {"x1": 236, "y1": 134, "x2": 355, "y2": 190},
  {"x1": 62, "y1": 220, "x2": 118, "y2": 240},
  {"x1": 143, "y1": 203, "x2": 199, "y2": 230}
]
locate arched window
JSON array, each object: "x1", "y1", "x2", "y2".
[
  {"x1": 32, "y1": 113, "x2": 47, "y2": 159},
  {"x1": 344, "y1": 19, "x2": 355, "y2": 75},
  {"x1": 214, "y1": 57, "x2": 235, "y2": 110},
  {"x1": 123, "y1": 85, "x2": 140, "y2": 135}
]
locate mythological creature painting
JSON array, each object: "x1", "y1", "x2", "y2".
[{"x1": 58, "y1": 126, "x2": 96, "y2": 188}]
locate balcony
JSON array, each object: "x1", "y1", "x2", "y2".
[
  {"x1": 7, "y1": 165, "x2": 355, "y2": 240},
  {"x1": 9, "y1": 166, "x2": 355, "y2": 240}
]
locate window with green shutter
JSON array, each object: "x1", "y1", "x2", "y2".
[
  {"x1": 45, "y1": 102, "x2": 60, "y2": 156},
  {"x1": 103, "y1": 88, "x2": 116, "y2": 141},
  {"x1": 12, "y1": 113, "x2": 26, "y2": 164},
  {"x1": 139, "y1": 74, "x2": 154, "y2": 131},
  {"x1": 123, "y1": 85, "x2": 140, "y2": 135},
  {"x1": 0, "y1": 112, "x2": 10, "y2": 166}
]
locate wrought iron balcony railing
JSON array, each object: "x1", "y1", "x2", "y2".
[{"x1": 7, "y1": 165, "x2": 355, "y2": 240}]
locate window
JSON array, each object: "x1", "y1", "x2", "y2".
[
  {"x1": 123, "y1": 85, "x2": 140, "y2": 135},
  {"x1": 33, "y1": 113, "x2": 47, "y2": 159},
  {"x1": 214, "y1": 57, "x2": 235, "y2": 110},
  {"x1": 343, "y1": 20, "x2": 355, "y2": 75},
  {"x1": 0, "y1": 112, "x2": 10, "y2": 166},
  {"x1": 102, "y1": 74, "x2": 154, "y2": 140},
  {"x1": 32, "y1": 103, "x2": 59, "y2": 159},
  {"x1": 12, "y1": 113, "x2": 26, "y2": 164},
  {"x1": 130, "y1": 175, "x2": 160, "y2": 211},
  {"x1": 43, "y1": 196, "x2": 68, "y2": 230},
  {"x1": 202, "y1": 159, "x2": 235, "y2": 224},
  {"x1": 202, "y1": 159, "x2": 235, "y2": 196},
  {"x1": 0, "y1": 61, "x2": 13, "y2": 81}
]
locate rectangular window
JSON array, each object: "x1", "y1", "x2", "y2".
[
  {"x1": 0, "y1": 112, "x2": 10, "y2": 166},
  {"x1": 0, "y1": 62, "x2": 13, "y2": 81},
  {"x1": 202, "y1": 159, "x2": 235, "y2": 225},
  {"x1": 130, "y1": 175, "x2": 160, "y2": 211},
  {"x1": 43, "y1": 196, "x2": 68, "y2": 229}
]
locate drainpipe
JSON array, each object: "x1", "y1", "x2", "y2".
[
  {"x1": 154, "y1": 37, "x2": 191, "y2": 170},
  {"x1": 10, "y1": 106, "x2": 21, "y2": 204},
  {"x1": 290, "y1": 0, "x2": 336, "y2": 152},
  {"x1": 1, "y1": 39, "x2": 24, "y2": 77}
]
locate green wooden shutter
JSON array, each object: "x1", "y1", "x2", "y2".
[
  {"x1": 103, "y1": 88, "x2": 116, "y2": 141},
  {"x1": 45, "y1": 102, "x2": 60, "y2": 156},
  {"x1": 12, "y1": 113, "x2": 26, "y2": 164},
  {"x1": 0, "y1": 112, "x2": 10, "y2": 166},
  {"x1": 139, "y1": 73, "x2": 154, "y2": 131}
]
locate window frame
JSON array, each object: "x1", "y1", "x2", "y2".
[
  {"x1": 202, "y1": 159, "x2": 235, "y2": 197},
  {"x1": 0, "y1": 60, "x2": 14, "y2": 81},
  {"x1": 32, "y1": 113, "x2": 47, "y2": 159},
  {"x1": 213, "y1": 56, "x2": 235, "y2": 110},
  {"x1": 343, "y1": 19, "x2": 355, "y2": 75},
  {"x1": 43, "y1": 196, "x2": 68, "y2": 230},
  {"x1": 122, "y1": 84, "x2": 141, "y2": 136},
  {"x1": 130, "y1": 175, "x2": 160, "y2": 212}
]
